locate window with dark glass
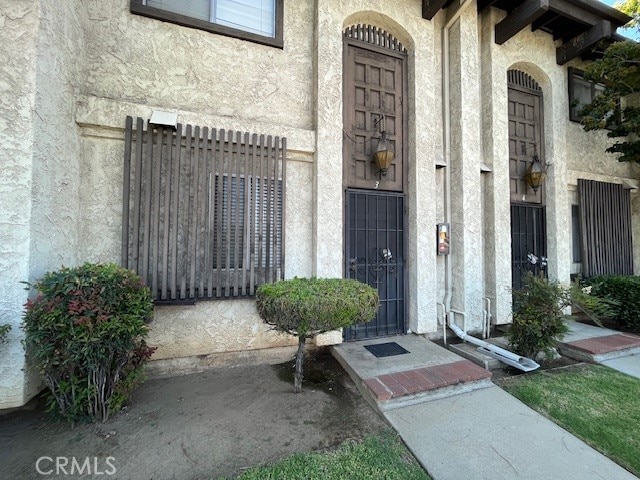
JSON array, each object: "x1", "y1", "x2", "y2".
[
  {"x1": 568, "y1": 67, "x2": 606, "y2": 122},
  {"x1": 130, "y1": 0, "x2": 283, "y2": 48}
]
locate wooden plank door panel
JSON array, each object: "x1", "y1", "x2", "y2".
[
  {"x1": 508, "y1": 88, "x2": 544, "y2": 204},
  {"x1": 344, "y1": 43, "x2": 405, "y2": 192}
]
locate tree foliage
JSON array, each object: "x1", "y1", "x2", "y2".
[
  {"x1": 617, "y1": 0, "x2": 640, "y2": 28},
  {"x1": 580, "y1": 40, "x2": 640, "y2": 163},
  {"x1": 580, "y1": 1, "x2": 640, "y2": 161}
]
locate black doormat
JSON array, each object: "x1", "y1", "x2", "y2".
[{"x1": 364, "y1": 342, "x2": 409, "y2": 358}]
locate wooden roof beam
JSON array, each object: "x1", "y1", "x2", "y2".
[
  {"x1": 423, "y1": 0, "x2": 449, "y2": 20},
  {"x1": 495, "y1": 0, "x2": 550, "y2": 45},
  {"x1": 477, "y1": 0, "x2": 501, "y2": 12},
  {"x1": 556, "y1": 20, "x2": 612, "y2": 65},
  {"x1": 549, "y1": 0, "x2": 602, "y2": 26},
  {"x1": 532, "y1": 12, "x2": 560, "y2": 31}
]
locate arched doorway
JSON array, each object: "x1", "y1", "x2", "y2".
[
  {"x1": 342, "y1": 25, "x2": 408, "y2": 340},
  {"x1": 508, "y1": 70, "x2": 547, "y2": 289}
]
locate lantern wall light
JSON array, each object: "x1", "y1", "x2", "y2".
[
  {"x1": 373, "y1": 114, "x2": 394, "y2": 177},
  {"x1": 521, "y1": 144, "x2": 550, "y2": 193}
]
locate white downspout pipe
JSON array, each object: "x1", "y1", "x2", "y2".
[
  {"x1": 440, "y1": 3, "x2": 539, "y2": 372},
  {"x1": 442, "y1": 0, "x2": 473, "y2": 324}
]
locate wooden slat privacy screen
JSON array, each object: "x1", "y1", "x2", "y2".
[
  {"x1": 578, "y1": 179, "x2": 633, "y2": 277},
  {"x1": 122, "y1": 116, "x2": 286, "y2": 302}
]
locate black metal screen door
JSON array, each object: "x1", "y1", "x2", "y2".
[
  {"x1": 344, "y1": 190, "x2": 405, "y2": 341},
  {"x1": 511, "y1": 204, "x2": 547, "y2": 289}
]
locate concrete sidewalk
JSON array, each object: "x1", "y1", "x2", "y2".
[
  {"x1": 386, "y1": 385, "x2": 636, "y2": 480},
  {"x1": 332, "y1": 334, "x2": 639, "y2": 480}
]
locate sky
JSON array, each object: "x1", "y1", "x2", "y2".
[{"x1": 599, "y1": 0, "x2": 640, "y2": 40}]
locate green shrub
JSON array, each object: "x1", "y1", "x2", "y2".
[
  {"x1": 256, "y1": 278, "x2": 378, "y2": 392},
  {"x1": 0, "y1": 324, "x2": 10, "y2": 343},
  {"x1": 22, "y1": 263, "x2": 155, "y2": 423},
  {"x1": 508, "y1": 273, "x2": 570, "y2": 360},
  {"x1": 569, "y1": 278, "x2": 619, "y2": 327},
  {"x1": 589, "y1": 275, "x2": 640, "y2": 331}
]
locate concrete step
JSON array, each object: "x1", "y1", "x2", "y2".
[
  {"x1": 447, "y1": 341, "x2": 503, "y2": 370},
  {"x1": 331, "y1": 335, "x2": 493, "y2": 413},
  {"x1": 559, "y1": 333, "x2": 640, "y2": 362}
]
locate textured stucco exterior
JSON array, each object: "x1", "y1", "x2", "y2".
[
  {"x1": 2, "y1": 0, "x2": 639, "y2": 408},
  {"x1": 1, "y1": 0, "x2": 85, "y2": 408}
]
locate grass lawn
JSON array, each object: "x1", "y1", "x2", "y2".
[
  {"x1": 231, "y1": 432, "x2": 430, "y2": 480},
  {"x1": 499, "y1": 364, "x2": 640, "y2": 476}
]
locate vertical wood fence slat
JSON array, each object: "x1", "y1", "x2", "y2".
[
  {"x1": 170, "y1": 123, "x2": 182, "y2": 300},
  {"x1": 224, "y1": 131, "x2": 233, "y2": 297},
  {"x1": 133, "y1": 117, "x2": 144, "y2": 273},
  {"x1": 215, "y1": 129, "x2": 224, "y2": 298},
  {"x1": 272, "y1": 137, "x2": 281, "y2": 284},
  {"x1": 198, "y1": 127, "x2": 209, "y2": 298},
  {"x1": 142, "y1": 123, "x2": 153, "y2": 285},
  {"x1": 180, "y1": 124, "x2": 192, "y2": 299},
  {"x1": 206, "y1": 129, "x2": 217, "y2": 298},
  {"x1": 233, "y1": 130, "x2": 242, "y2": 297},
  {"x1": 122, "y1": 116, "x2": 133, "y2": 267},
  {"x1": 257, "y1": 134, "x2": 265, "y2": 287},
  {"x1": 265, "y1": 135, "x2": 273, "y2": 285},
  {"x1": 249, "y1": 133, "x2": 257, "y2": 295},
  {"x1": 151, "y1": 125, "x2": 163, "y2": 297},
  {"x1": 242, "y1": 132, "x2": 250, "y2": 297},
  {"x1": 188, "y1": 126, "x2": 200, "y2": 299},
  {"x1": 161, "y1": 128, "x2": 173, "y2": 300},
  {"x1": 281, "y1": 137, "x2": 287, "y2": 281}
]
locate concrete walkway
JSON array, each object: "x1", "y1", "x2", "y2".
[{"x1": 332, "y1": 334, "x2": 638, "y2": 480}]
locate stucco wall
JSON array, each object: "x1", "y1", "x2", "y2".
[
  {"x1": 82, "y1": 0, "x2": 315, "y2": 131},
  {"x1": 0, "y1": 0, "x2": 86, "y2": 409},
  {"x1": 0, "y1": 0, "x2": 39, "y2": 409},
  {"x1": 30, "y1": 0, "x2": 85, "y2": 277}
]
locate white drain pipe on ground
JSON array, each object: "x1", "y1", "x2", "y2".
[{"x1": 449, "y1": 312, "x2": 540, "y2": 372}]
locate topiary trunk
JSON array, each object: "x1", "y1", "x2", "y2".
[
  {"x1": 294, "y1": 335, "x2": 305, "y2": 393},
  {"x1": 256, "y1": 278, "x2": 379, "y2": 393}
]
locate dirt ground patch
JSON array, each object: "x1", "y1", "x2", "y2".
[{"x1": 0, "y1": 348, "x2": 388, "y2": 479}]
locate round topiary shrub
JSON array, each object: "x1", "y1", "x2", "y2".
[
  {"x1": 23, "y1": 263, "x2": 155, "y2": 422},
  {"x1": 256, "y1": 277, "x2": 379, "y2": 392}
]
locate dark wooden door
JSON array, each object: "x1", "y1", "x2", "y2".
[
  {"x1": 343, "y1": 39, "x2": 405, "y2": 192},
  {"x1": 344, "y1": 190, "x2": 405, "y2": 341},
  {"x1": 342, "y1": 27, "x2": 407, "y2": 341},
  {"x1": 508, "y1": 72, "x2": 547, "y2": 289},
  {"x1": 508, "y1": 87, "x2": 544, "y2": 204}
]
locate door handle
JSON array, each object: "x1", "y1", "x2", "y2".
[{"x1": 349, "y1": 258, "x2": 357, "y2": 272}]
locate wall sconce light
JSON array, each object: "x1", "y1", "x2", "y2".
[
  {"x1": 373, "y1": 115, "x2": 394, "y2": 177},
  {"x1": 524, "y1": 154, "x2": 547, "y2": 193}
]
